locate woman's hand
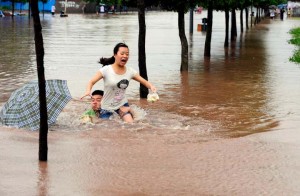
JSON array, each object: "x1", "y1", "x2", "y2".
[
  {"x1": 80, "y1": 91, "x2": 91, "y2": 100},
  {"x1": 149, "y1": 85, "x2": 156, "y2": 93}
]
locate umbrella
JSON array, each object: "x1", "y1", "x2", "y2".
[
  {"x1": 277, "y1": 4, "x2": 287, "y2": 9},
  {"x1": 0, "y1": 79, "x2": 72, "y2": 130},
  {"x1": 269, "y1": 5, "x2": 277, "y2": 9}
]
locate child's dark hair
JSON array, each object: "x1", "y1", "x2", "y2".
[
  {"x1": 99, "y1": 43, "x2": 129, "y2": 66},
  {"x1": 92, "y1": 90, "x2": 104, "y2": 96}
]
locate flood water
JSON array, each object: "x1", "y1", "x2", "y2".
[{"x1": 1, "y1": 11, "x2": 300, "y2": 195}]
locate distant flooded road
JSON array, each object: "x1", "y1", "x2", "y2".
[
  {"x1": 1, "y1": 11, "x2": 300, "y2": 195},
  {"x1": 1, "y1": 11, "x2": 299, "y2": 137}
]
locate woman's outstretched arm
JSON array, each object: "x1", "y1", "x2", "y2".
[
  {"x1": 81, "y1": 71, "x2": 103, "y2": 99},
  {"x1": 133, "y1": 74, "x2": 156, "y2": 93}
]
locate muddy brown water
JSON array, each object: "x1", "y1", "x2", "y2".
[{"x1": 1, "y1": 11, "x2": 300, "y2": 195}]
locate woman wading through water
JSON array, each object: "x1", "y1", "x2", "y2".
[{"x1": 81, "y1": 43, "x2": 157, "y2": 123}]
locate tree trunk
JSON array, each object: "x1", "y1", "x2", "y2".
[
  {"x1": 231, "y1": 8, "x2": 237, "y2": 41},
  {"x1": 258, "y1": 7, "x2": 261, "y2": 23},
  {"x1": 189, "y1": 8, "x2": 193, "y2": 34},
  {"x1": 224, "y1": 7, "x2": 229, "y2": 47},
  {"x1": 250, "y1": 5, "x2": 253, "y2": 27},
  {"x1": 12, "y1": 0, "x2": 15, "y2": 17},
  {"x1": 30, "y1": 0, "x2": 48, "y2": 161},
  {"x1": 28, "y1": 0, "x2": 31, "y2": 19},
  {"x1": 137, "y1": 0, "x2": 148, "y2": 98},
  {"x1": 255, "y1": 7, "x2": 258, "y2": 25},
  {"x1": 245, "y1": 7, "x2": 249, "y2": 30},
  {"x1": 204, "y1": 1, "x2": 213, "y2": 57},
  {"x1": 178, "y1": 9, "x2": 188, "y2": 71},
  {"x1": 240, "y1": 8, "x2": 244, "y2": 33}
]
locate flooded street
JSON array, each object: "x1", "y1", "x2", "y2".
[{"x1": 1, "y1": 11, "x2": 300, "y2": 195}]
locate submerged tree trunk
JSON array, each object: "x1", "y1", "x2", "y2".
[
  {"x1": 240, "y1": 8, "x2": 244, "y2": 33},
  {"x1": 224, "y1": 7, "x2": 229, "y2": 47},
  {"x1": 231, "y1": 8, "x2": 237, "y2": 41},
  {"x1": 255, "y1": 7, "x2": 259, "y2": 25},
  {"x1": 43, "y1": 3, "x2": 45, "y2": 18},
  {"x1": 204, "y1": 1, "x2": 213, "y2": 57},
  {"x1": 28, "y1": 0, "x2": 31, "y2": 19},
  {"x1": 258, "y1": 7, "x2": 261, "y2": 23},
  {"x1": 12, "y1": 0, "x2": 15, "y2": 17},
  {"x1": 30, "y1": 0, "x2": 48, "y2": 161},
  {"x1": 245, "y1": 7, "x2": 249, "y2": 30},
  {"x1": 178, "y1": 9, "x2": 188, "y2": 71},
  {"x1": 137, "y1": 0, "x2": 148, "y2": 98},
  {"x1": 250, "y1": 5, "x2": 253, "y2": 27}
]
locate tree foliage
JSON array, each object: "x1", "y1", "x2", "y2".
[
  {"x1": 122, "y1": 0, "x2": 159, "y2": 7},
  {"x1": 289, "y1": 27, "x2": 300, "y2": 64},
  {"x1": 159, "y1": 0, "x2": 199, "y2": 13}
]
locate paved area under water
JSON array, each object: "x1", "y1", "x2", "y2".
[{"x1": 1, "y1": 11, "x2": 300, "y2": 195}]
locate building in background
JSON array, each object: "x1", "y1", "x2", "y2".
[{"x1": 0, "y1": 0, "x2": 89, "y2": 13}]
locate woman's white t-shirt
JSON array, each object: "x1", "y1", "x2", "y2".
[{"x1": 99, "y1": 65, "x2": 137, "y2": 110}]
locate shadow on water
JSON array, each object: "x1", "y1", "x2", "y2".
[{"x1": 1, "y1": 11, "x2": 300, "y2": 142}]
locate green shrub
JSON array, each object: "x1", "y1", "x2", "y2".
[
  {"x1": 289, "y1": 50, "x2": 300, "y2": 63},
  {"x1": 289, "y1": 27, "x2": 300, "y2": 64}
]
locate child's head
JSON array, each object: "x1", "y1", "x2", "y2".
[
  {"x1": 91, "y1": 90, "x2": 103, "y2": 111},
  {"x1": 92, "y1": 90, "x2": 103, "y2": 96}
]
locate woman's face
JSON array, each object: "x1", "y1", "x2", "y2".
[{"x1": 115, "y1": 47, "x2": 129, "y2": 67}]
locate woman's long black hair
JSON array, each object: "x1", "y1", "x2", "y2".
[{"x1": 99, "y1": 43, "x2": 128, "y2": 66}]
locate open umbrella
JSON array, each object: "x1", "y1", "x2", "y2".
[
  {"x1": 0, "y1": 79, "x2": 72, "y2": 130},
  {"x1": 277, "y1": 4, "x2": 287, "y2": 9}
]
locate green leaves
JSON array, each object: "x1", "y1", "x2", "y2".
[
  {"x1": 288, "y1": 27, "x2": 300, "y2": 64},
  {"x1": 159, "y1": 0, "x2": 199, "y2": 13}
]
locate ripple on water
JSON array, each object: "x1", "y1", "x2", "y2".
[{"x1": 48, "y1": 100, "x2": 223, "y2": 144}]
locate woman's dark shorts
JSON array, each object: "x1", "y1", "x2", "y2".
[{"x1": 100, "y1": 103, "x2": 130, "y2": 119}]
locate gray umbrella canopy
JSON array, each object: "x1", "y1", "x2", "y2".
[{"x1": 0, "y1": 80, "x2": 72, "y2": 130}]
